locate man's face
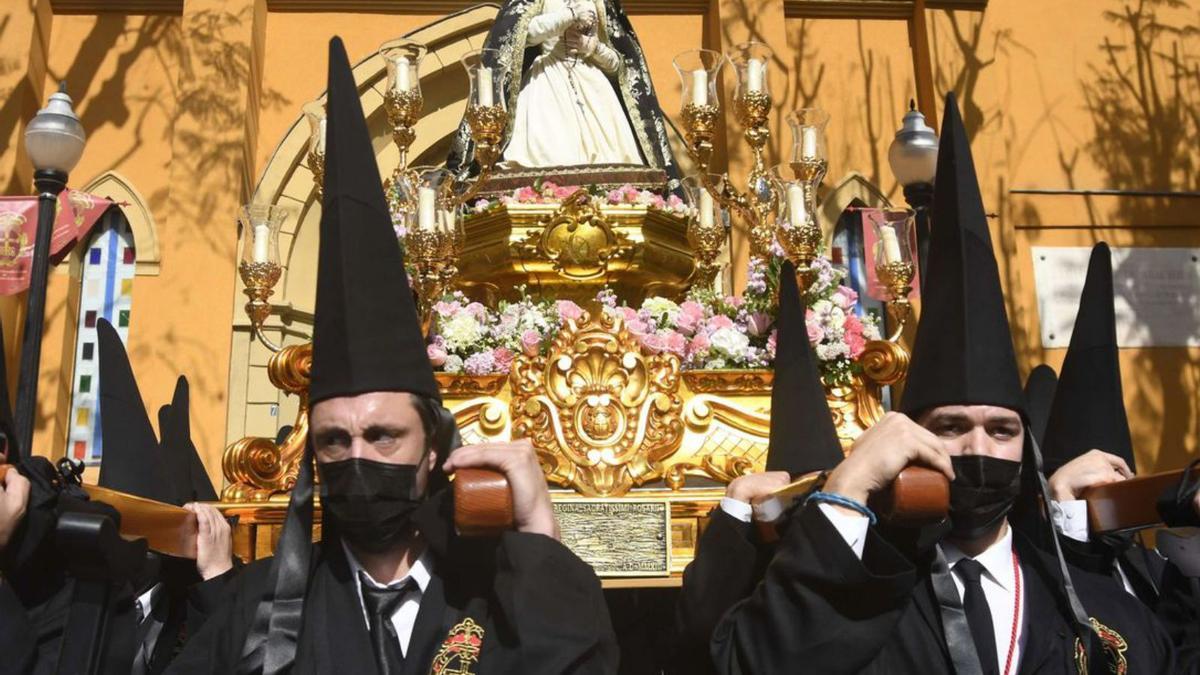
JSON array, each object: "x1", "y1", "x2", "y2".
[
  {"x1": 311, "y1": 392, "x2": 434, "y2": 492},
  {"x1": 918, "y1": 404, "x2": 1024, "y2": 462}
]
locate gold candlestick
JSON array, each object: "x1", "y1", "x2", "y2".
[
  {"x1": 384, "y1": 88, "x2": 423, "y2": 178},
  {"x1": 237, "y1": 204, "x2": 288, "y2": 352},
  {"x1": 458, "y1": 103, "x2": 507, "y2": 205},
  {"x1": 876, "y1": 259, "x2": 915, "y2": 342},
  {"x1": 307, "y1": 150, "x2": 325, "y2": 201}
]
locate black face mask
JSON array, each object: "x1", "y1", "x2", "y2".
[
  {"x1": 948, "y1": 455, "x2": 1022, "y2": 540},
  {"x1": 318, "y1": 457, "x2": 425, "y2": 554}
]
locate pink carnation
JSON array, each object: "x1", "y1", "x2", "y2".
[
  {"x1": 664, "y1": 331, "x2": 688, "y2": 357},
  {"x1": 708, "y1": 315, "x2": 734, "y2": 331},
  {"x1": 676, "y1": 301, "x2": 706, "y2": 336},
  {"x1": 556, "y1": 300, "x2": 584, "y2": 322},
  {"x1": 844, "y1": 315, "x2": 867, "y2": 359},
  {"x1": 617, "y1": 306, "x2": 639, "y2": 323},
  {"x1": 805, "y1": 309, "x2": 824, "y2": 344},
  {"x1": 606, "y1": 189, "x2": 624, "y2": 204},
  {"x1": 520, "y1": 329, "x2": 542, "y2": 357},
  {"x1": 427, "y1": 342, "x2": 447, "y2": 367},
  {"x1": 515, "y1": 186, "x2": 538, "y2": 202},
  {"x1": 627, "y1": 319, "x2": 650, "y2": 336},
  {"x1": 688, "y1": 333, "x2": 711, "y2": 358},
  {"x1": 553, "y1": 185, "x2": 580, "y2": 200},
  {"x1": 492, "y1": 347, "x2": 515, "y2": 373},
  {"x1": 639, "y1": 332, "x2": 666, "y2": 353}
]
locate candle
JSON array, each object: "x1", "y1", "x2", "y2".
[
  {"x1": 786, "y1": 184, "x2": 806, "y2": 228},
  {"x1": 476, "y1": 66, "x2": 494, "y2": 107},
  {"x1": 393, "y1": 55, "x2": 413, "y2": 92},
  {"x1": 746, "y1": 58, "x2": 765, "y2": 94},
  {"x1": 252, "y1": 223, "x2": 271, "y2": 263},
  {"x1": 699, "y1": 189, "x2": 714, "y2": 228},
  {"x1": 418, "y1": 187, "x2": 437, "y2": 230},
  {"x1": 437, "y1": 209, "x2": 456, "y2": 233},
  {"x1": 879, "y1": 225, "x2": 903, "y2": 264},
  {"x1": 691, "y1": 69, "x2": 709, "y2": 107},
  {"x1": 315, "y1": 117, "x2": 327, "y2": 155},
  {"x1": 800, "y1": 126, "x2": 819, "y2": 159}
]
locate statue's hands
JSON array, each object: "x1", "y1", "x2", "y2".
[
  {"x1": 0, "y1": 469, "x2": 30, "y2": 553},
  {"x1": 564, "y1": 30, "x2": 599, "y2": 58},
  {"x1": 185, "y1": 503, "x2": 234, "y2": 581},
  {"x1": 824, "y1": 412, "x2": 954, "y2": 511},
  {"x1": 569, "y1": 1, "x2": 597, "y2": 30},
  {"x1": 1047, "y1": 449, "x2": 1133, "y2": 502},
  {"x1": 443, "y1": 440, "x2": 559, "y2": 540}
]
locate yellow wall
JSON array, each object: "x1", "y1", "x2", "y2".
[{"x1": 1, "y1": 0, "x2": 1196, "y2": 488}]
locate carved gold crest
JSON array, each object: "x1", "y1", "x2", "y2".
[
  {"x1": 510, "y1": 310, "x2": 684, "y2": 497},
  {"x1": 430, "y1": 618, "x2": 485, "y2": 675},
  {"x1": 512, "y1": 190, "x2": 634, "y2": 281}
]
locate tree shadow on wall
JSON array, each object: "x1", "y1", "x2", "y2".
[{"x1": 1083, "y1": 0, "x2": 1200, "y2": 470}]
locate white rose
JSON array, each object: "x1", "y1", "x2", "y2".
[{"x1": 709, "y1": 327, "x2": 750, "y2": 358}]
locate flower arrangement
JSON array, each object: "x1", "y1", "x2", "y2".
[{"x1": 467, "y1": 181, "x2": 690, "y2": 217}]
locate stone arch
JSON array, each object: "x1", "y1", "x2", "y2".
[
  {"x1": 77, "y1": 170, "x2": 161, "y2": 276},
  {"x1": 226, "y1": 5, "x2": 498, "y2": 445},
  {"x1": 818, "y1": 171, "x2": 893, "y2": 244}
]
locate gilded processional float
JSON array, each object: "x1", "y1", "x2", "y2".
[{"x1": 220, "y1": 2, "x2": 926, "y2": 585}]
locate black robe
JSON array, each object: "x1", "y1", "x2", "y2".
[
  {"x1": 0, "y1": 581, "x2": 34, "y2": 675},
  {"x1": 134, "y1": 568, "x2": 237, "y2": 675},
  {"x1": 1057, "y1": 534, "x2": 1165, "y2": 607},
  {"x1": 165, "y1": 490, "x2": 618, "y2": 674},
  {"x1": 669, "y1": 508, "x2": 771, "y2": 675},
  {"x1": 710, "y1": 505, "x2": 1176, "y2": 674}
]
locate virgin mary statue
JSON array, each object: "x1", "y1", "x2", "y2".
[{"x1": 447, "y1": 0, "x2": 682, "y2": 188}]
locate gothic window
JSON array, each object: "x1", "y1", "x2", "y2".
[{"x1": 67, "y1": 208, "x2": 137, "y2": 465}]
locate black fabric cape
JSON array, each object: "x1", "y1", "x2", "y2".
[
  {"x1": 165, "y1": 489, "x2": 617, "y2": 674},
  {"x1": 134, "y1": 569, "x2": 237, "y2": 675},
  {"x1": 709, "y1": 504, "x2": 1176, "y2": 674},
  {"x1": 445, "y1": 0, "x2": 682, "y2": 192}
]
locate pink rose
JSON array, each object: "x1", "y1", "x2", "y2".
[
  {"x1": 688, "y1": 333, "x2": 711, "y2": 358},
  {"x1": 520, "y1": 329, "x2": 542, "y2": 357},
  {"x1": 515, "y1": 186, "x2": 537, "y2": 202},
  {"x1": 805, "y1": 309, "x2": 824, "y2": 344},
  {"x1": 639, "y1": 332, "x2": 666, "y2": 353},
  {"x1": 676, "y1": 301, "x2": 706, "y2": 336},
  {"x1": 554, "y1": 185, "x2": 579, "y2": 200},
  {"x1": 627, "y1": 319, "x2": 650, "y2": 336},
  {"x1": 708, "y1": 315, "x2": 734, "y2": 331},
  {"x1": 606, "y1": 189, "x2": 624, "y2": 204},
  {"x1": 664, "y1": 331, "x2": 688, "y2": 356},
  {"x1": 746, "y1": 312, "x2": 772, "y2": 337},
  {"x1": 556, "y1": 300, "x2": 584, "y2": 322},
  {"x1": 617, "y1": 306, "x2": 639, "y2": 323},
  {"x1": 492, "y1": 347, "x2": 515, "y2": 373},
  {"x1": 427, "y1": 342, "x2": 447, "y2": 367},
  {"x1": 832, "y1": 286, "x2": 859, "y2": 311}
]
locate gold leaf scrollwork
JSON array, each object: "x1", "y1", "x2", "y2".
[
  {"x1": 512, "y1": 190, "x2": 635, "y2": 281},
  {"x1": 222, "y1": 343, "x2": 312, "y2": 501},
  {"x1": 510, "y1": 311, "x2": 684, "y2": 497}
]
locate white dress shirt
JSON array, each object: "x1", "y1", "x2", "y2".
[
  {"x1": 718, "y1": 496, "x2": 786, "y2": 524},
  {"x1": 819, "y1": 508, "x2": 1026, "y2": 673},
  {"x1": 135, "y1": 582, "x2": 163, "y2": 623},
  {"x1": 1051, "y1": 499, "x2": 1136, "y2": 595},
  {"x1": 342, "y1": 542, "x2": 433, "y2": 656}
]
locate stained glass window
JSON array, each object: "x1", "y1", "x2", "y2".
[{"x1": 67, "y1": 208, "x2": 136, "y2": 465}]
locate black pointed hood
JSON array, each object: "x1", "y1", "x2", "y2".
[
  {"x1": 1023, "y1": 364, "x2": 1057, "y2": 449},
  {"x1": 1041, "y1": 243, "x2": 1134, "y2": 475},
  {"x1": 96, "y1": 319, "x2": 173, "y2": 503},
  {"x1": 900, "y1": 93, "x2": 1025, "y2": 418},
  {"x1": 307, "y1": 35, "x2": 438, "y2": 405},
  {"x1": 766, "y1": 261, "x2": 844, "y2": 475},
  {"x1": 160, "y1": 376, "x2": 219, "y2": 503}
]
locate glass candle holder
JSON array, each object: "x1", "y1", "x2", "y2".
[
  {"x1": 408, "y1": 167, "x2": 456, "y2": 233},
  {"x1": 673, "y1": 49, "x2": 724, "y2": 109},
  {"x1": 728, "y1": 42, "x2": 773, "y2": 100},
  {"x1": 864, "y1": 208, "x2": 915, "y2": 270},
  {"x1": 771, "y1": 164, "x2": 810, "y2": 230},
  {"x1": 787, "y1": 108, "x2": 831, "y2": 164},
  {"x1": 302, "y1": 99, "x2": 326, "y2": 158},
  {"x1": 239, "y1": 204, "x2": 287, "y2": 268},
  {"x1": 381, "y1": 39, "x2": 426, "y2": 95},
  {"x1": 462, "y1": 48, "x2": 506, "y2": 111}
]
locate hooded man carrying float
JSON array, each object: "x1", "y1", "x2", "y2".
[
  {"x1": 707, "y1": 93, "x2": 1176, "y2": 675},
  {"x1": 167, "y1": 37, "x2": 617, "y2": 675},
  {"x1": 669, "y1": 259, "x2": 846, "y2": 675}
]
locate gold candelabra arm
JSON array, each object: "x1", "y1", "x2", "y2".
[
  {"x1": 308, "y1": 150, "x2": 325, "y2": 201},
  {"x1": 239, "y1": 261, "x2": 284, "y2": 353}
]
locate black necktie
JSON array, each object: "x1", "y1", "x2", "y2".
[
  {"x1": 955, "y1": 558, "x2": 999, "y2": 675},
  {"x1": 359, "y1": 572, "x2": 416, "y2": 675}
]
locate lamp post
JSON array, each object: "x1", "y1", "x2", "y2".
[
  {"x1": 16, "y1": 83, "x2": 86, "y2": 457},
  {"x1": 887, "y1": 100, "x2": 938, "y2": 289}
]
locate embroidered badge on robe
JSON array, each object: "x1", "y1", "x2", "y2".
[
  {"x1": 1073, "y1": 617, "x2": 1129, "y2": 675},
  {"x1": 430, "y1": 618, "x2": 485, "y2": 675}
]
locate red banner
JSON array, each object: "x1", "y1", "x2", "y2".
[{"x1": 0, "y1": 190, "x2": 118, "y2": 296}]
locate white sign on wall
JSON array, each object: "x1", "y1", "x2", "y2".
[{"x1": 1031, "y1": 246, "x2": 1200, "y2": 349}]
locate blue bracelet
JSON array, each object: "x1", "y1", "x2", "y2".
[{"x1": 805, "y1": 491, "x2": 878, "y2": 526}]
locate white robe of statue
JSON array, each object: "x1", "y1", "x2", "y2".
[{"x1": 503, "y1": 0, "x2": 644, "y2": 167}]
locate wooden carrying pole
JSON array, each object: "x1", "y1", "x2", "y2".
[
  {"x1": 0, "y1": 464, "x2": 198, "y2": 558},
  {"x1": 1083, "y1": 466, "x2": 1198, "y2": 534}
]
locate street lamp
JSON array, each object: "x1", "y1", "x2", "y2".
[
  {"x1": 16, "y1": 82, "x2": 86, "y2": 457},
  {"x1": 887, "y1": 100, "x2": 938, "y2": 289}
]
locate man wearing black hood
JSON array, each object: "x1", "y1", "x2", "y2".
[
  {"x1": 708, "y1": 93, "x2": 1176, "y2": 675},
  {"x1": 166, "y1": 37, "x2": 616, "y2": 675},
  {"x1": 669, "y1": 260, "x2": 846, "y2": 675}
]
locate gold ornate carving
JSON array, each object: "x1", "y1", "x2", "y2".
[
  {"x1": 436, "y1": 373, "x2": 508, "y2": 397},
  {"x1": 681, "y1": 369, "x2": 773, "y2": 395},
  {"x1": 512, "y1": 191, "x2": 635, "y2": 281},
  {"x1": 510, "y1": 311, "x2": 685, "y2": 497},
  {"x1": 222, "y1": 343, "x2": 311, "y2": 501}
]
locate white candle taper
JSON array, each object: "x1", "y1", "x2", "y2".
[
  {"x1": 786, "y1": 184, "x2": 806, "y2": 228},
  {"x1": 800, "y1": 127, "x2": 819, "y2": 159},
  {"x1": 252, "y1": 223, "x2": 271, "y2": 263},
  {"x1": 879, "y1": 225, "x2": 903, "y2": 264},
  {"x1": 418, "y1": 187, "x2": 437, "y2": 230},
  {"x1": 691, "y1": 69, "x2": 709, "y2": 107},
  {"x1": 746, "y1": 58, "x2": 765, "y2": 94},
  {"x1": 699, "y1": 189, "x2": 715, "y2": 228},
  {"x1": 394, "y1": 55, "x2": 413, "y2": 92},
  {"x1": 316, "y1": 118, "x2": 327, "y2": 155},
  {"x1": 476, "y1": 66, "x2": 494, "y2": 107}
]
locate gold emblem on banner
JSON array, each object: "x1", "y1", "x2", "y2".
[
  {"x1": 0, "y1": 212, "x2": 28, "y2": 269},
  {"x1": 430, "y1": 618, "x2": 485, "y2": 675}
]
